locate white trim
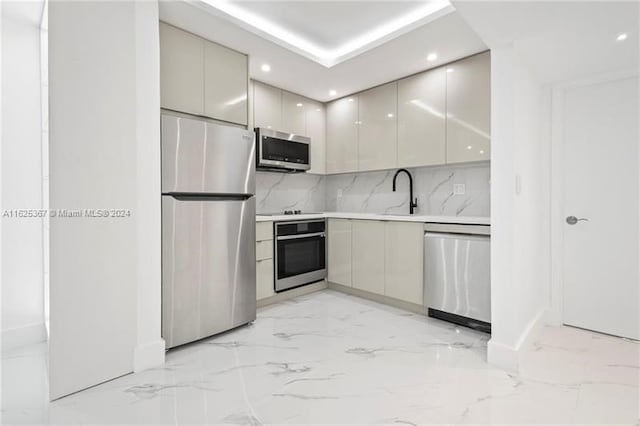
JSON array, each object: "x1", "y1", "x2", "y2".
[
  {"x1": 488, "y1": 309, "x2": 548, "y2": 371},
  {"x1": 487, "y1": 339, "x2": 518, "y2": 372},
  {"x1": 1, "y1": 323, "x2": 47, "y2": 352},
  {"x1": 133, "y1": 339, "x2": 166, "y2": 373}
]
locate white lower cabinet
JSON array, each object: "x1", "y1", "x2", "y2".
[
  {"x1": 256, "y1": 258, "x2": 274, "y2": 300},
  {"x1": 384, "y1": 222, "x2": 424, "y2": 304},
  {"x1": 351, "y1": 220, "x2": 385, "y2": 295},
  {"x1": 256, "y1": 222, "x2": 274, "y2": 301},
  {"x1": 328, "y1": 219, "x2": 424, "y2": 306},
  {"x1": 327, "y1": 219, "x2": 352, "y2": 286}
]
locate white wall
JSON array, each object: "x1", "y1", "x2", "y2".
[
  {"x1": 488, "y1": 46, "x2": 551, "y2": 370},
  {"x1": 1, "y1": 0, "x2": 47, "y2": 351},
  {"x1": 48, "y1": 0, "x2": 163, "y2": 399}
]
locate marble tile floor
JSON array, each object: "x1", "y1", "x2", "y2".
[{"x1": 1, "y1": 290, "x2": 638, "y2": 425}]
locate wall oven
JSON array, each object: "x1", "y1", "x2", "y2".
[
  {"x1": 275, "y1": 219, "x2": 326, "y2": 292},
  {"x1": 255, "y1": 127, "x2": 310, "y2": 172}
]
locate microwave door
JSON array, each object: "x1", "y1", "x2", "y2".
[{"x1": 162, "y1": 113, "x2": 255, "y2": 195}]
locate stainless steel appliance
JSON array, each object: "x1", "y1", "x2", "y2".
[
  {"x1": 255, "y1": 127, "x2": 310, "y2": 172},
  {"x1": 424, "y1": 223, "x2": 491, "y2": 333},
  {"x1": 161, "y1": 112, "x2": 256, "y2": 349},
  {"x1": 275, "y1": 219, "x2": 326, "y2": 292}
]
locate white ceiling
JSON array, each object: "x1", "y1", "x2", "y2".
[
  {"x1": 196, "y1": 0, "x2": 454, "y2": 67},
  {"x1": 452, "y1": 1, "x2": 639, "y2": 84},
  {"x1": 159, "y1": 1, "x2": 487, "y2": 102}
]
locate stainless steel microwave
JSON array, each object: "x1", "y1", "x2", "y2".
[{"x1": 255, "y1": 127, "x2": 310, "y2": 172}]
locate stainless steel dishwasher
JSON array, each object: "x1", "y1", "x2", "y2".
[{"x1": 424, "y1": 223, "x2": 491, "y2": 333}]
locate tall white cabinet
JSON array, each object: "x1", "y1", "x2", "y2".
[
  {"x1": 159, "y1": 22, "x2": 248, "y2": 125},
  {"x1": 159, "y1": 23, "x2": 204, "y2": 118},
  {"x1": 305, "y1": 100, "x2": 326, "y2": 175},
  {"x1": 253, "y1": 81, "x2": 282, "y2": 130},
  {"x1": 445, "y1": 51, "x2": 491, "y2": 163},
  {"x1": 397, "y1": 67, "x2": 446, "y2": 167},
  {"x1": 358, "y1": 82, "x2": 398, "y2": 171},
  {"x1": 326, "y1": 96, "x2": 359, "y2": 174}
]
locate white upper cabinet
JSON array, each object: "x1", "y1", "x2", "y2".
[
  {"x1": 253, "y1": 81, "x2": 282, "y2": 130},
  {"x1": 204, "y1": 42, "x2": 248, "y2": 125},
  {"x1": 445, "y1": 51, "x2": 491, "y2": 164},
  {"x1": 159, "y1": 23, "x2": 204, "y2": 117},
  {"x1": 357, "y1": 82, "x2": 398, "y2": 171},
  {"x1": 326, "y1": 96, "x2": 359, "y2": 174},
  {"x1": 305, "y1": 100, "x2": 326, "y2": 175},
  {"x1": 281, "y1": 90, "x2": 307, "y2": 135},
  {"x1": 160, "y1": 22, "x2": 248, "y2": 125},
  {"x1": 397, "y1": 68, "x2": 446, "y2": 167}
]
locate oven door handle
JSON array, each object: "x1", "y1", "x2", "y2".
[{"x1": 276, "y1": 232, "x2": 325, "y2": 241}]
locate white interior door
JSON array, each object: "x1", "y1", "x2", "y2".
[{"x1": 562, "y1": 75, "x2": 639, "y2": 340}]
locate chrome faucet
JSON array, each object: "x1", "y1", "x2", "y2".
[{"x1": 392, "y1": 168, "x2": 418, "y2": 215}]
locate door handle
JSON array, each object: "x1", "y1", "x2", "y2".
[{"x1": 566, "y1": 216, "x2": 589, "y2": 225}]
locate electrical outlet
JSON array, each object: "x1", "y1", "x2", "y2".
[
  {"x1": 337, "y1": 189, "x2": 343, "y2": 198},
  {"x1": 453, "y1": 184, "x2": 466, "y2": 195}
]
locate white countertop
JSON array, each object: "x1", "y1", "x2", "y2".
[{"x1": 256, "y1": 212, "x2": 490, "y2": 225}]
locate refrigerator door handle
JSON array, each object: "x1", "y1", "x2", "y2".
[{"x1": 163, "y1": 193, "x2": 253, "y2": 202}]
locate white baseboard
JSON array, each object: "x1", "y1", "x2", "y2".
[
  {"x1": 133, "y1": 338, "x2": 166, "y2": 372},
  {"x1": 487, "y1": 339, "x2": 519, "y2": 371},
  {"x1": 1, "y1": 322, "x2": 47, "y2": 352},
  {"x1": 487, "y1": 309, "x2": 548, "y2": 371}
]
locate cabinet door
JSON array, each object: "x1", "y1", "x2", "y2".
[
  {"x1": 352, "y1": 220, "x2": 385, "y2": 295},
  {"x1": 326, "y1": 96, "x2": 358, "y2": 173},
  {"x1": 384, "y1": 222, "x2": 424, "y2": 304},
  {"x1": 327, "y1": 219, "x2": 352, "y2": 286},
  {"x1": 397, "y1": 68, "x2": 446, "y2": 167},
  {"x1": 256, "y1": 258, "x2": 274, "y2": 300},
  {"x1": 306, "y1": 101, "x2": 326, "y2": 174},
  {"x1": 446, "y1": 51, "x2": 491, "y2": 163},
  {"x1": 159, "y1": 23, "x2": 204, "y2": 116},
  {"x1": 358, "y1": 82, "x2": 397, "y2": 171},
  {"x1": 281, "y1": 91, "x2": 307, "y2": 135},
  {"x1": 204, "y1": 41, "x2": 248, "y2": 125},
  {"x1": 253, "y1": 81, "x2": 282, "y2": 130}
]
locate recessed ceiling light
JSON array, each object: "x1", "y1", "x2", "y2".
[
  {"x1": 446, "y1": 68, "x2": 455, "y2": 73},
  {"x1": 427, "y1": 53, "x2": 438, "y2": 61},
  {"x1": 348, "y1": 98, "x2": 354, "y2": 102},
  {"x1": 617, "y1": 33, "x2": 628, "y2": 41},
  {"x1": 329, "y1": 90, "x2": 337, "y2": 96},
  {"x1": 296, "y1": 103, "x2": 303, "y2": 107},
  {"x1": 261, "y1": 64, "x2": 271, "y2": 72},
  {"x1": 387, "y1": 113, "x2": 394, "y2": 118}
]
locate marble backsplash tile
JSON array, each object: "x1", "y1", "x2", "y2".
[
  {"x1": 256, "y1": 171, "x2": 326, "y2": 214},
  {"x1": 256, "y1": 162, "x2": 490, "y2": 217},
  {"x1": 325, "y1": 163, "x2": 490, "y2": 216}
]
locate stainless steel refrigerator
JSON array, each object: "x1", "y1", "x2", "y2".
[{"x1": 161, "y1": 112, "x2": 256, "y2": 349}]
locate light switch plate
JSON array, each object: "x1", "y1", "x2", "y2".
[{"x1": 453, "y1": 184, "x2": 466, "y2": 195}]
